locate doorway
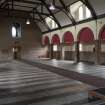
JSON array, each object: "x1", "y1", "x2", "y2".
[
  {"x1": 62, "y1": 31, "x2": 74, "y2": 60},
  {"x1": 13, "y1": 46, "x2": 21, "y2": 60},
  {"x1": 77, "y1": 27, "x2": 95, "y2": 63}
]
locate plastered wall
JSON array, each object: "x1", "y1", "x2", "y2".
[
  {"x1": 0, "y1": 17, "x2": 45, "y2": 61},
  {"x1": 42, "y1": 17, "x2": 105, "y2": 63},
  {"x1": 43, "y1": 20, "x2": 98, "y2": 43}
]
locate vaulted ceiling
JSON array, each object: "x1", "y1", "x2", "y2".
[{"x1": 0, "y1": 0, "x2": 105, "y2": 33}]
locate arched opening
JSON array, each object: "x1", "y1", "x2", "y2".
[
  {"x1": 62, "y1": 31, "x2": 74, "y2": 60},
  {"x1": 99, "y1": 26, "x2": 105, "y2": 64},
  {"x1": 43, "y1": 36, "x2": 50, "y2": 46},
  {"x1": 77, "y1": 27, "x2": 95, "y2": 63},
  {"x1": 42, "y1": 36, "x2": 50, "y2": 58},
  {"x1": 51, "y1": 34, "x2": 60, "y2": 59}
]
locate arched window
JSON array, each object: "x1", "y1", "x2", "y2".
[
  {"x1": 11, "y1": 23, "x2": 21, "y2": 38},
  {"x1": 12, "y1": 26, "x2": 16, "y2": 38},
  {"x1": 79, "y1": 6, "x2": 84, "y2": 20},
  {"x1": 86, "y1": 7, "x2": 91, "y2": 18},
  {"x1": 70, "y1": 1, "x2": 91, "y2": 21},
  {"x1": 45, "y1": 17, "x2": 58, "y2": 29}
]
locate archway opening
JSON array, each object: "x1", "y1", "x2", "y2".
[
  {"x1": 99, "y1": 26, "x2": 105, "y2": 64},
  {"x1": 43, "y1": 36, "x2": 50, "y2": 46},
  {"x1": 78, "y1": 27, "x2": 95, "y2": 63},
  {"x1": 62, "y1": 31, "x2": 74, "y2": 60},
  {"x1": 51, "y1": 34, "x2": 60, "y2": 59}
]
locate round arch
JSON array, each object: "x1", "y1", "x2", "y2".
[
  {"x1": 99, "y1": 25, "x2": 105, "y2": 41},
  {"x1": 98, "y1": 25, "x2": 105, "y2": 64},
  {"x1": 77, "y1": 27, "x2": 94, "y2": 43},
  {"x1": 43, "y1": 36, "x2": 50, "y2": 46},
  {"x1": 51, "y1": 34, "x2": 60, "y2": 45},
  {"x1": 63, "y1": 31, "x2": 74, "y2": 45}
]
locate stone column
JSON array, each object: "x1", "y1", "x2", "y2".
[
  {"x1": 94, "y1": 40, "x2": 101, "y2": 64},
  {"x1": 60, "y1": 44, "x2": 63, "y2": 60},
  {"x1": 47, "y1": 45, "x2": 50, "y2": 58},
  {"x1": 74, "y1": 41, "x2": 79, "y2": 63},
  {"x1": 49, "y1": 44, "x2": 53, "y2": 59}
]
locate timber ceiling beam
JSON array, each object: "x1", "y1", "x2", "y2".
[
  {"x1": 35, "y1": 8, "x2": 50, "y2": 30},
  {"x1": 0, "y1": 0, "x2": 7, "y2": 8},
  {"x1": 59, "y1": 0, "x2": 76, "y2": 25},
  {"x1": 39, "y1": 0, "x2": 61, "y2": 28},
  {"x1": 0, "y1": 7, "x2": 50, "y2": 16},
  {"x1": 0, "y1": 5, "x2": 50, "y2": 16},
  {"x1": 81, "y1": 0, "x2": 97, "y2": 19},
  {"x1": 8, "y1": 0, "x2": 42, "y2": 5}
]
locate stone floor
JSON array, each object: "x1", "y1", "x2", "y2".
[
  {"x1": 34, "y1": 59, "x2": 105, "y2": 78},
  {"x1": 0, "y1": 60, "x2": 105, "y2": 105},
  {"x1": 22, "y1": 59, "x2": 105, "y2": 88}
]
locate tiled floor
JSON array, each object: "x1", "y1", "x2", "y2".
[{"x1": 0, "y1": 60, "x2": 103, "y2": 105}]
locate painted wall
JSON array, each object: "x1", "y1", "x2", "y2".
[
  {"x1": 0, "y1": 17, "x2": 45, "y2": 61},
  {"x1": 42, "y1": 17, "x2": 105, "y2": 64}
]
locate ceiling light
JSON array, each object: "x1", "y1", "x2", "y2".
[
  {"x1": 26, "y1": 19, "x2": 30, "y2": 25},
  {"x1": 49, "y1": 3, "x2": 55, "y2": 10}
]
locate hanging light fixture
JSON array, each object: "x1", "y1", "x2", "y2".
[
  {"x1": 49, "y1": 0, "x2": 55, "y2": 10},
  {"x1": 26, "y1": 19, "x2": 30, "y2": 25},
  {"x1": 49, "y1": 3, "x2": 55, "y2": 10}
]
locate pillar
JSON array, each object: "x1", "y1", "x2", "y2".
[
  {"x1": 74, "y1": 41, "x2": 79, "y2": 63},
  {"x1": 94, "y1": 40, "x2": 101, "y2": 64},
  {"x1": 49, "y1": 44, "x2": 53, "y2": 59},
  {"x1": 60, "y1": 44, "x2": 63, "y2": 60}
]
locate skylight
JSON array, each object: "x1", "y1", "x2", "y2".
[
  {"x1": 45, "y1": 17, "x2": 58, "y2": 29},
  {"x1": 70, "y1": 1, "x2": 92, "y2": 21}
]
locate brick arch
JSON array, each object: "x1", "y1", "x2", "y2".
[
  {"x1": 77, "y1": 27, "x2": 94, "y2": 43},
  {"x1": 63, "y1": 31, "x2": 74, "y2": 45},
  {"x1": 51, "y1": 34, "x2": 60, "y2": 45},
  {"x1": 99, "y1": 25, "x2": 105, "y2": 41},
  {"x1": 42, "y1": 36, "x2": 50, "y2": 45}
]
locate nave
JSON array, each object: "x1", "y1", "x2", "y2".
[{"x1": 0, "y1": 60, "x2": 103, "y2": 105}]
